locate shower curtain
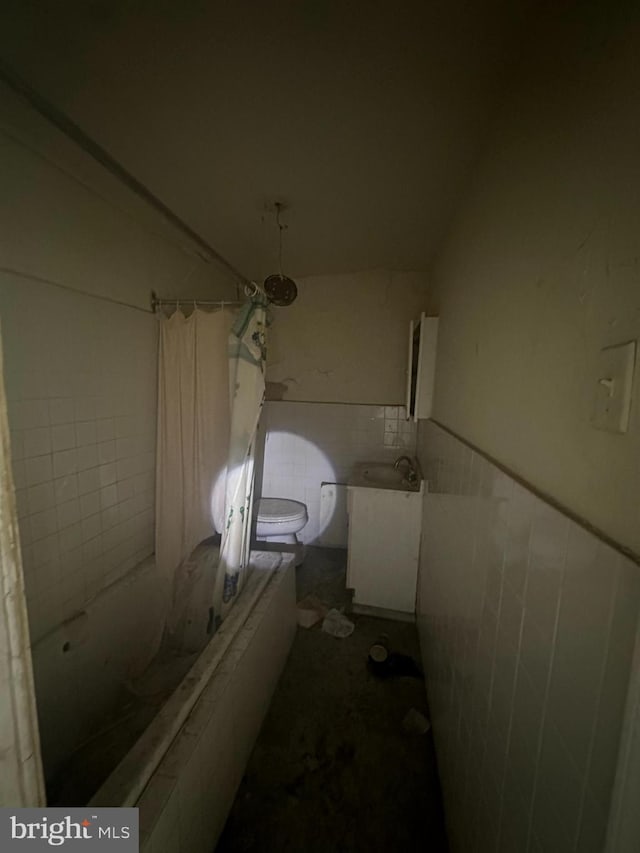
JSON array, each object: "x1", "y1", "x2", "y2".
[
  {"x1": 155, "y1": 308, "x2": 233, "y2": 585},
  {"x1": 213, "y1": 296, "x2": 268, "y2": 619},
  {"x1": 0, "y1": 321, "x2": 46, "y2": 806},
  {"x1": 156, "y1": 297, "x2": 267, "y2": 628}
]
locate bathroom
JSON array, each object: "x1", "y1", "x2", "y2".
[{"x1": 1, "y1": 1, "x2": 640, "y2": 852}]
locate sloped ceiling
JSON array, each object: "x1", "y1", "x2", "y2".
[{"x1": 1, "y1": 0, "x2": 532, "y2": 281}]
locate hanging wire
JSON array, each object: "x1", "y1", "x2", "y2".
[
  {"x1": 276, "y1": 202, "x2": 285, "y2": 278},
  {"x1": 263, "y1": 203, "x2": 298, "y2": 306}
]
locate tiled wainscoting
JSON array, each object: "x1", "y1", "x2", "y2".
[
  {"x1": 260, "y1": 400, "x2": 416, "y2": 544},
  {"x1": 416, "y1": 420, "x2": 640, "y2": 853},
  {"x1": 1, "y1": 277, "x2": 157, "y2": 643}
]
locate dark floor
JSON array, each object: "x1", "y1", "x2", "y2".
[{"x1": 216, "y1": 546, "x2": 448, "y2": 853}]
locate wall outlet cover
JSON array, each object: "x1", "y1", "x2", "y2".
[{"x1": 591, "y1": 340, "x2": 636, "y2": 434}]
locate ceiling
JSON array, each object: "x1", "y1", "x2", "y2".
[{"x1": 1, "y1": 0, "x2": 533, "y2": 281}]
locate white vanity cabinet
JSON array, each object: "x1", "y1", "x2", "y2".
[{"x1": 346, "y1": 474, "x2": 424, "y2": 615}]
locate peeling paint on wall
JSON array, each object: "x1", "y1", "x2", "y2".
[{"x1": 267, "y1": 269, "x2": 429, "y2": 404}]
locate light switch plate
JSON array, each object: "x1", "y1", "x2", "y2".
[{"x1": 592, "y1": 341, "x2": 636, "y2": 433}]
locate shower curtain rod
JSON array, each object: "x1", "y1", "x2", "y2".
[
  {"x1": 151, "y1": 281, "x2": 266, "y2": 312},
  {"x1": 0, "y1": 59, "x2": 254, "y2": 291}
]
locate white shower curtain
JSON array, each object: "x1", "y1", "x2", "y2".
[
  {"x1": 155, "y1": 308, "x2": 234, "y2": 585},
  {"x1": 213, "y1": 296, "x2": 268, "y2": 619},
  {"x1": 0, "y1": 320, "x2": 45, "y2": 806}
]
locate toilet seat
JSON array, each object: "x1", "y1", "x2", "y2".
[{"x1": 256, "y1": 498, "x2": 306, "y2": 523}]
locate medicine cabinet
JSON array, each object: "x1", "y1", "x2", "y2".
[{"x1": 406, "y1": 313, "x2": 439, "y2": 421}]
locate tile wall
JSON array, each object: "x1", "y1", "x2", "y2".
[
  {"x1": 1, "y1": 276, "x2": 157, "y2": 643},
  {"x1": 259, "y1": 401, "x2": 417, "y2": 544},
  {"x1": 416, "y1": 420, "x2": 640, "y2": 853}
]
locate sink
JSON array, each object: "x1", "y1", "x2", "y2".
[
  {"x1": 362, "y1": 464, "x2": 406, "y2": 487},
  {"x1": 349, "y1": 461, "x2": 422, "y2": 492}
]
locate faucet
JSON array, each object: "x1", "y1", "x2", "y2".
[
  {"x1": 394, "y1": 455, "x2": 418, "y2": 483},
  {"x1": 394, "y1": 455, "x2": 412, "y2": 470}
]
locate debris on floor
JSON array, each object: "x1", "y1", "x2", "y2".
[
  {"x1": 217, "y1": 546, "x2": 448, "y2": 853},
  {"x1": 402, "y1": 707, "x2": 432, "y2": 736},
  {"x1": 367, "y1": 639, "x2": 423, "y2": 679},
  {"x1": 368, "y1": 634, "x2": 390, "y2": 663},
  {"x1": 321, "y1": 608, "x2": 355, "y2": 638},
  {"x1": 297, "y1": 595, "x2": 327, "y2": 628}
]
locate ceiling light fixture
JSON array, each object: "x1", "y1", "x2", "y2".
[{"x1": 263, "y1": 202, "x2": 298, "y2": 306}]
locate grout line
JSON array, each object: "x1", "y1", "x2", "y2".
[
  {"x1": 490, "y1": 482, "x2": 516, "y2": 852},
  {"x1": 524, "y1": 519, "x2": 570, "y2": 853},
  {"x1": 605, "y1": 607, "x2": 640, "y2": 851},
  {"x1": 497, "y1": 495, "x2": 536, "y2": 852},
  {"x1": 466, "y1": 450, "x2": 489, "y2": 852},
  {"x1": 573, "y1": 554, "x2": 621, "y2": 850}
]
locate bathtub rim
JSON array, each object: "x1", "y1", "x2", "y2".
[{"x1": 90, "y1": 550, "x2": 287, "y2": 808}]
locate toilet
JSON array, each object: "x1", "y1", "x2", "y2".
[{"x1": 255, "y1": 497, "x2": 308, "y2": 545}]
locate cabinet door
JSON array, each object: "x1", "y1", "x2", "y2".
[
  {"x1": 406, "y1": 318, "x2": 413, "y2": 418},
  {"x1": 416, "y1": 317, "x2": 439, "y2": 420},
  {"x1": 349, "y1": 488, "x2": 422, "y2": 613},
  {"x1": 406, "y1": 315, "x2": 422, "y2": 421}
]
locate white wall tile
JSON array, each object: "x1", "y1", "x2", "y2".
[
  {"x1": 546, "y1": 529, "x2": 617, "y2": 777},
  {"x1": 100, "y1": 484, "x2": 118, "y2": 510},
  {"x1": 52, "y1": 449, "x2": 78, "y2": 479},
  {"x1": 30, "y1": 508, "x2": 58, "y2": 541},
  {"x1": 96, "y1": 418, "x2": 115, "y2": 442},
  {"x1": 2, "y1": 279, "x2": 158, "y2": 643},
  {"x1": 12, "y1": 399, "x2": 50, "y2": 430},
  {"x1": 99, "y1": 463, "x2": 117, "y2": 487},
  {"x1": 584, "y1": 552, "x2": 640, "y2": 815},
  {"x1": 28, "y1": 482, "x2": 55, "y2": 514},
  {"x1": 49, "y1": 398, "x2": 75, "y2": 426},
  {"x1": 23, "y1": 427, "x2": 52, "y2": 458},
  {"x1": 260, "y1": 400, "x2": 416, "y2": 545},
  {"x1": 25, "y1": 454, "x2": 53, "y2": 486},
  {"x1": 54, "y1": 474, "x2": 78, "y2": 504},
  {"x1": 531, "y1": 721, "x2": 583, "y2": 851},
  {"x1": 74, "y1": 397, "x2": 97, "y2": 422},
  {"x1": 59, "y1": 522, "x2": 83, "y2": 554},
  {"x1": 51, "y1": 423, "x2": 76, "y2": 452},
  {"x1": 81, "y1": 513, "x2": 101, "y2": 543},
  {"x1": 78, "y1": 467, "x2": 101, "y2": 496},
  {"x1": 98, "y1": 440, "x2": 117, "y2": 465},
  {"x1": 101, "y1": 505, "x2": 119, "y2": 531},
  {"x1": 11, "y1": 458, "x2": 26, "y2": 489},
  {"x1": 10, "y1": 430, "x2": 24, "y2": 461},
  {"x1": 77, "y1": 444, "x2": 98, "y2": 471},
  {"x1": 57, "y1": 498, "x2": 81, "y2": 530},
  {"x1": 416, "y1": 420, "x2": 640, "y2": 853},
  {"x1": 75, "y1": 420, "x2": 97, "y2": 447}
]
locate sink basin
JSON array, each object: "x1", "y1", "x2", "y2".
[
  {"x1": 349, "y1": 461, "x2": 422, "y2": 492},
  {"x1": 362, "y1": 464, "x2": 406, "y2": 487}
]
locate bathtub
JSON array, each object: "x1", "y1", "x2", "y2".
[
  {"x1": 31, "y1": 547, "x2": 296, "y2": 851},
  {"x1": 90, "y1": 550, "x2": 296, "y2": 852},
  {"x1": 31, "y1": 554, "x2": 167, "y2": 798}
]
